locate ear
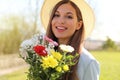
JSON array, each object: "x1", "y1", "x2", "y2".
[{"x1": 76, "y1": 21, "x2": 83, "y2": 30}]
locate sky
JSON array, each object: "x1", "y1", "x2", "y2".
[
  {"x1": 0, "y1": 0, "x2": 120, "y2": 42},
  {"x1": 89, "y1": 0, "x2": 120, "y2": 42}
]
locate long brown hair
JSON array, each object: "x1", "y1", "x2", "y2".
[{"x1": 46, "y1": 0, "x2": 85, "y2": 80}]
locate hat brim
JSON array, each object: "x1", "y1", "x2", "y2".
[{"x1": 40, "y1": 0, "x2": 95, "y2": 39}]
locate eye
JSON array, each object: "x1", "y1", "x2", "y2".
[
  {"x1": 66, "y1": 15, "x2": 73, "y2": 19},
  {"x1": 54, "y1": 13, "x2": 60, "y2": 17}
]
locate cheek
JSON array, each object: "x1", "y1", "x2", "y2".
[
  {"x1": 51, "y1": 19, "x2": 55, "y2": 26},
  {"x1": 68, "y1": 22, "x2": 77, "y2": 30},
  {"x1": 51, "y1": 20, "x2": 56, "y2": 33},
  {"x1": 67, "y1": 22, "x2": 76, "y2": 33},
  {"x1": 51, "y1": 20, "x2": 55, "y2": 30}
]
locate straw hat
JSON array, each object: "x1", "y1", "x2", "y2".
[{"x1": 40, "y1": 0, "x2": 95, "y2": 39}]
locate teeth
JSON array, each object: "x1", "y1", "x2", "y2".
[{"x1": 57, "y1": 27, "x2": 66, "y2": 30}]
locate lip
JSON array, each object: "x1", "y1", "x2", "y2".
[{"x1": 56, "y1": 26, "x2": 67, "y2": 32}]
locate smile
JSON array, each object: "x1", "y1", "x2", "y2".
[{"x1": 56, "y1": 26, "x2": 67, "y2": 30}]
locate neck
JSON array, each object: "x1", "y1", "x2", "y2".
[{"x1": 58, "y1": 38, "x2": 69, "y2": 45}]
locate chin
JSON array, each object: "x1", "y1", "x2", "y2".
[{"x1": 55, "y1": 35, "x2": 66, "y2": 39}]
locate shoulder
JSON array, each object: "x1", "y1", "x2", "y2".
[
  {"x1": 77, "y1": 47, "x2": 100, "y2": 80},
  {"x1": 80, "y1": 47, "x2": 99, "y2": 65}
]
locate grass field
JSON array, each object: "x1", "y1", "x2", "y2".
[
  {"x1": 0, "y1": 50, "x2": 120, "y2": 80},
  {"x1": 0, "y1": 68, "x2": 28, "y2": 80},
  {"x1": 91, "y1": 50, "x2": 120, "y2": 80}
]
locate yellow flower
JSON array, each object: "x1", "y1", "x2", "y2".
[
  {"x1": 63, "y1": 65, "x2": 69, "y2": 71},
  {"x1": 59, "y1": 44, "x2": 74, "y2": 52},
  {"x1": 41, "y1": 57, "x2": 50, "y2": 69},
  {"x1": 56, "y1": 66, "x2": 62, "y2": 72},
  {"x1": 50, "y1": 50, "x2": 62, "y2": 60},
  {"x1": 41, "y1": 55, "x2": 58, "y2": 69}
]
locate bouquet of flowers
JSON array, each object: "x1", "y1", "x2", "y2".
[{"x1": 19, "y1": 33, "x2": 78, "y2": 80}]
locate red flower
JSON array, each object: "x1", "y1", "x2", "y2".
[{"x1": 33, "y1": 45, "x2": 47, "y2": 56}]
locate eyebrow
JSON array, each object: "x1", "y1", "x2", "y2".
[
  {"x1": 55, "y1": 11, "x2": 73, "y2": 15},
  {"x1": 66, "y1": 12, "x2": 73, "y2": 15}
]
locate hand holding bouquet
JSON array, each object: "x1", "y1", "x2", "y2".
[{"x1": 20, "y1": 33, "x2": 79, "y2": 80}]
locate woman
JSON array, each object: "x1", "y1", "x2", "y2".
[{"x1": 41, "y1": 0, "x2": 100, "y2": 80}]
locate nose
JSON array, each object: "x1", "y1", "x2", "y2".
[{"x1": 58, "y1": 17, "x2": 65, "y2": 24}]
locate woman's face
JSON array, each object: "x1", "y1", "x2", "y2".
[{"x1": 52, "y1": 3, "x2": 82, "y2": 41}]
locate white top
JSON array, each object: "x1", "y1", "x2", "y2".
[{"x1": 77, "y1": 48, "x2": 100, "y2": 80}]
